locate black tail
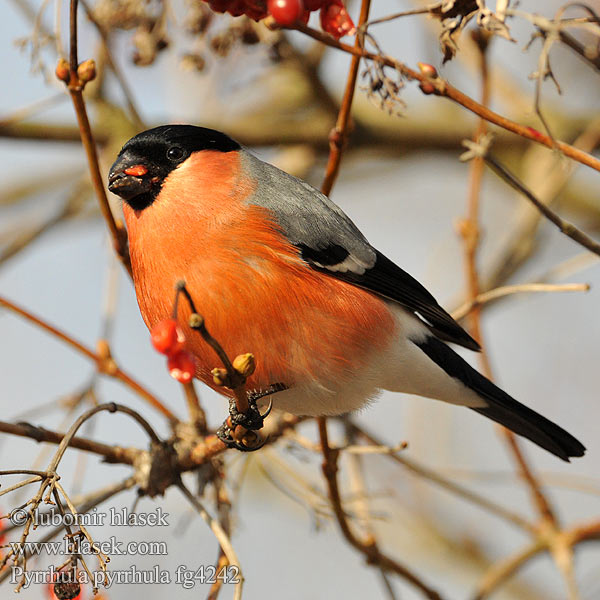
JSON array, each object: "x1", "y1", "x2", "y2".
[{"x1": 415, "y1": 337, "x2": 586, "y2": 461}]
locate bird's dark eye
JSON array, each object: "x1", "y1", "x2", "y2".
[{"x1": 166, "y1": 146, "x2": 186, "y2": 162}]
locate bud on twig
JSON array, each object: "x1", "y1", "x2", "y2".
[
  {"x1": 55, "y1": 59, "x2": 70, "y2": 83},
  {"x1": 417, "y1": 62, "x2": 438, "y2": 78},
  {"x1": 417, "y1": 62, "x2": 438, "y2": 95},
  {"x1": 212, "y1": 367, "x2": 230, "y2": 387},
  {"x1": 232, "y1": 353, "x2": 255, "y2": 378},
  {"x1": 96, "y1": 339, "x2": 118, "y2": 375},
  {"x1": 189, "y1": 313, "x2": 204, "y2": 330},
  {"x1": 77, "y1": 59, "x2": 96, "y2": 84}
]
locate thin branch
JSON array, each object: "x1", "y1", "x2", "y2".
[
  {"x1": 363, "y1": 7, "x2": 430, "y2": 29},
  {"x1": 321, "y1": 0, "x2": 372, "y2": 196},
  {"x1": 472, "y1": 539, "x2": 547, "y2": 600},
  {"x1": 0, "y1": 420, "x2": 139, "y2": 465},
  {"x1": 349, "y1": 421, "x2": 535, "y2": 533},
  {"x1": 317, "y1": 418, "x2": 444, "y2": 600},
  {"x1": 80, "y1": 0, "x2": 145, "y2": 129},
  {"x1": 457, "y1": 47, "x2": 560, "y2": 530},
  {"x1": 0, "y1": 295, "x2": 177, "y2": 423},
  {"x1": 0, "y1": 476, "x2": 135, "y2": 585},
  {"x1": 46, "y1": 403, "x2": 158, "y2": 474},
  {"x1": 483, "y1": 154, "x2": 600, "y2": 257},
  {"x1": 177, "y1": 282, "x2": 249, "y2": 416},
  {"x1": 177, "y1": 481, "x2": 244, "y2": 600},
  {"x1": 292, "y1": 24, "x2": 600, "y2": 173},
  {"x1": 451, "y1": 282, "x2": 590, "y2": 321},
  {"x1": 63, "y1": 0, "x2": 132, "y2": 275}
]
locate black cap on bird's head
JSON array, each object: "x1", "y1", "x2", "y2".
[{"x1": 108, "y1": 125, "x2": 240, "y2": 211}]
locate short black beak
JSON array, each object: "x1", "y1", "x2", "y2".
[
  {"x1": 107, "y1": 150, "x2": 157, "y2": 202},
  {"x1": 108, "y1": 168, "x2": 153, "y2": 201}
]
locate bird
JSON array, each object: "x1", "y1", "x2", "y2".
[{"x1": 108, "y1": 124, "x2": 585, "y2": 461}]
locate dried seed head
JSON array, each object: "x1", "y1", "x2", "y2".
[{"x1": 53, "y1": 580, "x2": 81, "y2": 600}]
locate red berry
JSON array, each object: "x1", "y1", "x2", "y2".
[
  {"x1": 320, "y1": 1, "x2": 355, "y2": 38},
  {"x1": 150, "y1": 319, "x2": 185, "y2": 355},
  {"x1": 268, "y1": 0, "x2": 304, "y2": 25},
  {"x1": 168, "y1": 350, "x2": 197, "y2": 384}
]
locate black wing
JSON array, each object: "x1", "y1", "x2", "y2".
[
  {"x1": 244, "y1": 154, "x2": 480, "y2": 351},
  {"x1": 299, "y1": 244, "x2": 480, "y2": 351}
]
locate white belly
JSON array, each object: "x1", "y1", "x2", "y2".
[{"x1": 261, "y1": 303, "x2": 485, "y2": 417}]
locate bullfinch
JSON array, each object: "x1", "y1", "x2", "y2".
[{"x1": 108, "y1": 125, "x2": 585, "y2": 461}]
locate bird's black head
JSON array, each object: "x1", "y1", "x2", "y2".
[{"x1": 108, "y1": 125, "x2": 240, "y2": 211}]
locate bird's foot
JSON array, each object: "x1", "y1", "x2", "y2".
[{"x1": 216, "y1": 384, "x2": 286, "y2": 452}]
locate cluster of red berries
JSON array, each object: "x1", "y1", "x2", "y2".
[
  {"x1": 206, "y1": 0, "x2": 355, "y2": 39},
  {"x1": 150, "y1": 319, "x2": 197, "y2": 384}
]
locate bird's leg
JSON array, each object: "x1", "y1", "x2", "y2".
[{"x1": 216, "y1": 383, "x2": 286, "y2": 451}]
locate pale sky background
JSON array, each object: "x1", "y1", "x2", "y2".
[{"x1": 1, "y1": 1, "x2": 599, "y2": 599}]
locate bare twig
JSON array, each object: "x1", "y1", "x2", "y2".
[
  {"x1": 317, "y1": 418, "x2": 444, "y2": 600},
  {"x1": 0, "y1": 420, "x2": 139, "y2": 465},
  {"x1": 62, "y1": 0, "x2": 132, "y2": 275},
  {"x1": 321, "y1": 0, "x2": 372, "y2": 195},
  {"x1": 0, "y1": 295, "x2": 177, "y2": 423},
  {"x1": 293, "y1": 24, "x2": 600, "y2": 173},
  {"x1": 451, "y1": 282, "x2": 590, "y2": 321},
  {"x1": 177, "y1": 481, "x2": 244, "y2": 600},
  {"x1": 349, "y1": 421, "x2": 535, "y2": 533},
  {"x1": 483, "y1": 154, "x2": 600, "y2": 257}
]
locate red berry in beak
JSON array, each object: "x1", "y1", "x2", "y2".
[{"x1": 123, "y1": 165, "x2": 149, "y2": 177}]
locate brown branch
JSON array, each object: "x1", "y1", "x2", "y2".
[
  {"x1": 177, "y1": 282, "x2": 249, "y2": 416},
  {"x1": 0, "y1": 295, "x2": 177, "y2": 423},
  {"x1": 471, "y1": 539, "x2": 547, "y2": 600},
  {"x1": 320, "y1": 0, "x2": 372, "y2": 196},
  {"x1": 80, "y1": 0, "x2": 145, "y2": 130},
  {"x1": 207, "y1": 466, "x2": 232, "y2": 600},
  {"x1": 0, "y1": 420, "x2": 138, "y2": 465},
  {"x1": 459, "y1": 30, "x2": 491, "y2": 343},
  {"x1": 348, "y1": 421, "x2": 535, "y2": 532},
  {"x1": 177, "y1": 481, "x2": 244, "y2": 600},
  {"x1": 455, "y1": 33, "x2": 559, "y2": 530},
  {"x1": 560, "y1": 29, "x2": 600, "y2": 72},
  {"x1": 317, "y1": 418, "x2": 444, "y2": 600},
  {"x1": 454, "y1": 39, "x2": 581, "y2": 596},
  {"x1": 483, "y1": 154, "x2": 600, "y2": 257},
  {"x1": 181, "y1": 414, "x2": 304, "y2": 471},
  {"x1": 0, "y1": 476, "x2": 135, "y2": 585},
  {"x1": 293, "y1": 24, "x2": 600, "y2": 173},
  {"x1": 451, "y1": 282, "x2": 590, "y2": 321},
  {"x1": 61, "y1": 0, "x2": 132, "y2": 275}
]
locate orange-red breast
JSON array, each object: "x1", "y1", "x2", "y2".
[{"x1": 108, "y1": 125, "x2": 585, "y2": 461}]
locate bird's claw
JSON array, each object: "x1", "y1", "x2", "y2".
[
  {"x1": 216, "y1": 384, "x2": 286, "y2": 452},
  {"x1": 216, "y1": 423, "x2": 268, "y2": 452}
]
